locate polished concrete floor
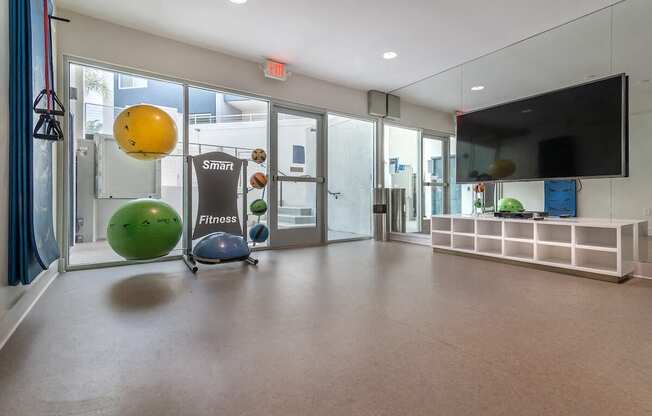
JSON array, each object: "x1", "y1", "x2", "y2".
[{"x1": 2, "y1": 241, "x2": 652, "y2": 415}]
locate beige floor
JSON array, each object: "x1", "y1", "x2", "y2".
[{"x1": 1, "y1": 241, "x2": 652, "y2": 415}]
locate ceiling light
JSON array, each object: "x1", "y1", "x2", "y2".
[
  {"x1": 383, "y1": 51, "x2": 398, "y2": 60},
  {"x1": 229, "y1": 0, "x2": 247, "y2": 4},
  {"x1": 471, "y1": 85, "x2": 485, "y2": 91}
]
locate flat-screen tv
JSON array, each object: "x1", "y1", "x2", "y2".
[{"x1": 456, "y1": 74, "x2": 628, "y2": 183}]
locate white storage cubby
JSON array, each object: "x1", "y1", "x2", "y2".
[
  {"x1": 452, "y1": 234, "x2": 475, "y2": 251},
  {"x1": 431, "y1": 215, "x2": 644, "y2": 280},
  {"x1": 504, "y1": 240, "x2": 534, "y2": 260},
  {"x1": 452, "y1": 218, "x2": 475, "y2": 234},
  {"x1": 575, "y1": 226, "x2": 617, "y2": 249},
  {"x1": 576, "y1": 248, "x2": 617, "y2": 272},
  {"x1": 477, "y1": 237, "x2": 502, "y2": 255},
  {"x1": 476, "y1": 220, "x2": 502, "y2": 237},
  {"x1": 505, "y1": 222, "x2": 534, "y2": 240},
  {"x1": 537, "y1": 245, "x2": 572, "y2": 266},
  {"x1": 431, "y1": 217, "x2": 451, "y2": 232},
  {"x1": 432, "y1": 232, "x2": 451, "y2": 248},
  {"x1": 537, "y1": 223, "x2": 572, "y2": 244}
]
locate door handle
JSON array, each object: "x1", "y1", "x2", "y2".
[{"x1": 273, "y1": 175, "x2": 325, "y2": 183}]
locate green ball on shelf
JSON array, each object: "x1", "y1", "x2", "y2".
[{"x1": 498, "y1": 198, "x2": 524, "y2": 213}]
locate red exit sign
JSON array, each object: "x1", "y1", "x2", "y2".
[{"x1": 264, "y1": 59, "x2": 288, "y2": 81}]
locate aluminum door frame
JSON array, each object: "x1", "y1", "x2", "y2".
[
  {"x1": 269, "y1": 105, "x2": 326, "y2": 247},
  {"x1": 421, "y1": 133, "x2": 451, "y2": 224}
]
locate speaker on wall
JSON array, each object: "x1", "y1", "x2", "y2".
[
  {"x1": 367, "y1": 90, "x2": 401, "y2": 119},
  {"x1": 386, "y1": 93, "x2": 400, "y2": 120},
  {"x1": 368, "y1": 90, "x2": 387, "y2": 117}
]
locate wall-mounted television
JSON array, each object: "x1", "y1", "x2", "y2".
[{"x1": 456, "y1": 74, "x2": 628, "y2": 183}]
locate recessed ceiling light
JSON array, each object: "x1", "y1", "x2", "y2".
[
  {"x1": 229, "y1": 0, "x2": 247, "y2": 4},
  {"x1": 471, "y1": 85, "x2": 485, "y2": 91},
  {"x1": 383, "y1": 51, "x2": 398, "y2": 60}
]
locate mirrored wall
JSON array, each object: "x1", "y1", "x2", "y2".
[{"x1": 393, "y1": 0, "x2": 652, "y2": 261}]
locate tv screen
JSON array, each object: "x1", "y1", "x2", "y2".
[{"x1": 456, "y1": 74, "x2": 628, "y2": 183}]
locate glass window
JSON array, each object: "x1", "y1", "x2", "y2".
[
  {"x1": 118, "y1": 74, "x2": 148, "y2": 89},
  {"x1": 189, "y1": 113, "x2": 213, "y2": 124},
  {"x1": 68, "y1": 63, "x2": 184, "y2": 266},
  {"x1": 276, "y1": 112, "x2": 318, "y2": 230},
  {"x1": 327, "y1": 115, "x2": 374, "y2": 240},
  {"x1": 188, "y1": 87, "x2": 269, "y2": 245}
]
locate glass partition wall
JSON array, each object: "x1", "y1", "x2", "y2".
[
  {"x1": 384, "y1": 125, "x2": 420, "y2": 233},
  {"x1": 384, "y1": 124, "x2": 457, "y2": 234},
  {"x1": 67, "y1": 63, "x2": 185, "y2": 266},
  {"x1": 63, "y1": 59, "x2": 375, "y2": 269},
  {"x1": 187, "y1": 87, "x2": 269, "y2": 250}
]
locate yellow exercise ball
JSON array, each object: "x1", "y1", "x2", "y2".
[{"x1": 113, "y1": 104, "x2": 178, "y2": 160}]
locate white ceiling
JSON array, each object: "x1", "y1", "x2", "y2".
[
  {"x1": 57, "y1": 0, "x2": 620, "y2": 92},
  {"x1": 395, "y1": 0, "x2": 652, "y2": 115}
]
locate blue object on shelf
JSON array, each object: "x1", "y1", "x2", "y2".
[{"x1": 544, "y1": 180, "x2": 577, "y2": 217}]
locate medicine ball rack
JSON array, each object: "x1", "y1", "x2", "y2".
[{"x1": 182, "y1": 151, "x2": 258, "y2": 273}]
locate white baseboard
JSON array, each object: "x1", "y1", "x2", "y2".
[
  {"x1": 633, "y1": 261, "x2": 652, "y2": 280},
  {"x1": 0, "y1": 262, "x2": 59, "y2": 351},
  {"x1": 632, "y1": 275, "x2": 652, "y2": 280}
]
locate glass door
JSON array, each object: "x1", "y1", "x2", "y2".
[
  {"x1": 269, "y1": 106, "x2": 325, "y2": 246},
  {"x1": 384, "y1": 124, "x2": 420, "y2": 233},
  {"x1": 422, "y1": 135, "x2": 450, "y2": 232},
  {"x1": 327, "y1": 115, "x2": 375, "y2": 241}
]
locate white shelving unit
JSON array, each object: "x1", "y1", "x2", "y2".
[{"x1": 431, "y1": 215, "x2": 647, "y2": 280}]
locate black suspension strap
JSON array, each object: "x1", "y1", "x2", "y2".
[{"x1": 32, "y1": 0, "x2": 67, "y2": 141}]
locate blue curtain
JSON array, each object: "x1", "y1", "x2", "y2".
[{"x1": 8, "y1": 0, "x2": 43, "y2": 285}]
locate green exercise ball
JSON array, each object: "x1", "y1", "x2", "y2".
[
  {"x1": 498, "y1": 197, "x2": 524, "y2": 213},
  {"x1": 107, "y1": 199, "x2": 182, "y2": 260},
  {"x1": 250, "y1": 199, "x2": 268, "y2": 216}
]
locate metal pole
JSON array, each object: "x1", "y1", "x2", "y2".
[
  {"x1": 185, "y1": 155, "x2": 193, "y2": 254},
  {"x1": 183, "y1": 85, "x2": 191, "y2": 256},
  {"x1": 242, "y1": 160, "x2": 248, "y2": 240},
  {"x1": 182, "y1": 86, "x2": 197, "y2": 272}
]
